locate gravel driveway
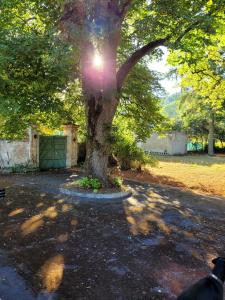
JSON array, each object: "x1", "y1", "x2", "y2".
[{"x1": 0, "y1": 172, "x2": 224, "y2": 300}]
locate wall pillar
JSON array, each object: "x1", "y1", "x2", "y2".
[
  {"x1": 28, "y1": 126, "x2": 39, "y2": 167},
  {"x1": 63, "y1": 124, "x2": 78, "y2": 168}
]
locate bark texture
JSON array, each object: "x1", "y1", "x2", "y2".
[
  {"x1": 84, "y1": 93, "x2": 118, "y2": 184},
  {"x1": 82, "y1": 41, "x2": 118, "y2": 183}
]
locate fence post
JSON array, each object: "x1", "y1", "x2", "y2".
[
  {"x1": 28, "y1": 126, "x2": 39, "y2": 168},
  {"x1": 63, "y1": 124, "x2": 78, "y2": 168}
]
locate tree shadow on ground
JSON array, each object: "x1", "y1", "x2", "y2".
[
  {"x1": 123, "y1": 169, "x2": 186, "y2": 188},
  {"x1": 122, "y1": 167, "x2": 225, "y2": 197},
  {"x1": 124, "y1": 181, "x2": 225, "y2": 298},
  {"x1": 0, "y1": 180, "x2": 224, "y2": 299}
]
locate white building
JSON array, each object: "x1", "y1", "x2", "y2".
[{"x1": 139, "y1": 132, "x2": 187, "y2": 155}]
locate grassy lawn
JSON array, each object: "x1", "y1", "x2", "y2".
[{"x1": 123, "y1": 155, "x2": 225, "y2": 197}]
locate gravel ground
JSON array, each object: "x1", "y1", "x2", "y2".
[{"x1": 0, "y1": 172, "x2": 224, "y2": 300}]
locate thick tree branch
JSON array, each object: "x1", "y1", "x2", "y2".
[
  {"x1": 116, "y1": 37, "x2": 168, "y2": 91},
  {"x1": 173, "y1": 19, "x2": 201, "y2": 45},
  {"x1": 120, "y1": 0, "x2": 133, "y2": 18},
  {"x1": 116, "y1": 9, "x2": 217, "y2": 92}
]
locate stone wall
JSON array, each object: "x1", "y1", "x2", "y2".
[
  {"x1": 0, "y1": 140, "x2": 30, "y2": 168},
  {"x1": 0, "y1": 126, "x2": 78, "y2": 170},
  {"x1": 170, "y1": 132, "x2": 187, "y2": 155},
  {"x1": 139, "y1": 132, "x2": 187, "y2": 155}
]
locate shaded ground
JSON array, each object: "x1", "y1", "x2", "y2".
[
  {"x1": 0, "y1": 173, "x2": 225, "y2": 300},
  {"x1": 122, "y1": 154, "x2": 225, "y2": 197}
]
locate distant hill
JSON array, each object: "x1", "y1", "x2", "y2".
[{"x1": 162, "y1": 92, "x2": 181, "y2": 118}]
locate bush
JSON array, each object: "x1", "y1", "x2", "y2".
[
  {"x1": 112, "y1": 176, "x2": 123, "y2": 188},
  {"x1": 76, "y1": 176, "x2": 102, "y2": 192},
  {"x1": 113, "y1": 138, "x2": 157, "y2": 170},
  {"x1": 109, "y1": 119, "x2": 157, "y2": 171}
]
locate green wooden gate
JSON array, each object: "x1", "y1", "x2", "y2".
[{"x1": 39, "y1": 136, "x2": 67, "y2": 170}]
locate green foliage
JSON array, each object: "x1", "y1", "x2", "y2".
[
  {"x1": 0, "y1": 115, "x2": 28, "y2": 139},
  {"x1": 111, "y1": 118, "x2": 157, "y2": 170},
  {"x1": 167, "y1": 15, "x2": 225, "y2": 149},
  {"x1": 76, "y1": 177, "x2": 102, "y2": 192},
  {"x1": 161, "y1": 92, "x2": 183, "y2": 132},
  {"x1": 112, "y1": 176, "x2": 123, "y2": 188},
  {"x1": 0, "y1": 0, "x2": 76, "y2": 137},
  {"x1": 60, "y1": 79, "x2": 86, "y2": 142},
  {"x1": 1, "y1": 0, "x2": 224, "y2": 154},
  {"x1": 118, "y1": 63, "x2": 166, "y2": 141},
  {"x1": 120, "y1": 0, "x2": 224, "y2": 65},
  {"x1": 163, "y1": 93, "x2": 181, "y2": 119},
  {"x1": 215, "y1": 118, "x2": 225, "y2": 143},
  {"x1": 61, "y1": 62, "x2": 166, "y2": 143}
]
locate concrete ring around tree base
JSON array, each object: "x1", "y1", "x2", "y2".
[{"x1": 59, "y1": 187, "x2": 132, "y2": 200}]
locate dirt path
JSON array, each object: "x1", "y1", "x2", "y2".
[{"x1": 0, "y1": 173, "x2": 224, "y2": 299}]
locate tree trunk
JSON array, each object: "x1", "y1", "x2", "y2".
[
  {"x1": 81, "y1": 40, "x2": 119, "y2": 186},
  {"x1": 84, "y1": 92, "x2": 118, "y2": 185},
  {"x1": 208, "y1": 112, "x2": 215, "y2": 156}
]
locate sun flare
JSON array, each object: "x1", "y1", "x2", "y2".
[{"x1": 93, "y1": 53, "x2": 104, "y2": 69}]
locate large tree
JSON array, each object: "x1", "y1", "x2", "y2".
[
  {"x1": 1, "y1": 0, "x2": 224, "y2": 183},
  {"x1": 59, "y1": 0, "x2": 224, "y2": 184},
  {"x1": 0, "y1": 0, "x2": 164, "y2": 145}
]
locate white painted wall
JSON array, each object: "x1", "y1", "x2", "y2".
[
  {"x1": 0, "y1": 126, "x2": 78, "y2": 170},
  {"x1": 64, "y1": 125, "x2": 78, "y2": 168},
  {"x1": 170, "y1": 132, "x2": 187, "y2": 155},
  {"x1": 139, "y1": 132, "x2": 187, "y2": 155},
  {"x1": 0, "y1": 140, "x2": 30, "y2": 168}
]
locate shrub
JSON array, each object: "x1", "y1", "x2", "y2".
[
  {"x1": 112, "y1": 176, "x2": 123, "y2": 188},
  {"x1": 113, "y1": 138, "x2": 157, "y2": 170},
  {"x1": 76, "y1": 176, "x2": 102, "y2": 192},
  {"x1": 110, "y1": 120, "x2": 157, "y2": 171}
]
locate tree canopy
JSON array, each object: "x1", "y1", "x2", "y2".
[
  {"x1": 168, "y1": 15, "x2": 225, "y2": 154},
  {"x1": 1, "y1": 0, "x2": 225, "y2": 180},
  {"x1": 0, "y1": 0, "x2": 74, "y2": 137}
]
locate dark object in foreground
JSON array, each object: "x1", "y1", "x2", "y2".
[
  {"x1": 0, "y1": 188, "x2": 5, "y2": 199},
  {"x1": 177, "y1": 257, "x2": 225, "y2": 300}
]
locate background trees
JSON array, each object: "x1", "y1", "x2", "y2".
[{"x1": 168, "y1": 17, "x2": 225, "y2": 155}]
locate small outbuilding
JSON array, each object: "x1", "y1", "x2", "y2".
[{"x1": 139, "y1": 132, "x2": 187, "y2": 155}]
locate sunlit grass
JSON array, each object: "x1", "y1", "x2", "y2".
[{"x1": 147, "y1": 155, "x2": 225, "y2": 196}]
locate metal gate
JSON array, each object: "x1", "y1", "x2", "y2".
[{"x1": 39, "y1": 136, "x2": 67, "y2": 170}]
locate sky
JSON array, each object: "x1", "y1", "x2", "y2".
[{"x1": 148, "y1": 47, "x2": 181, "y2": 96}]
